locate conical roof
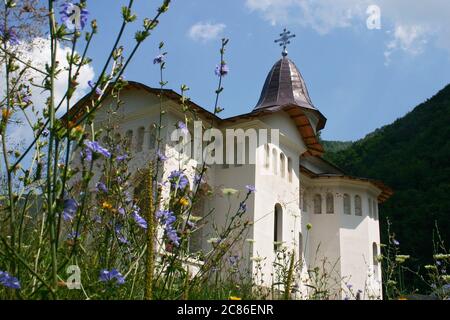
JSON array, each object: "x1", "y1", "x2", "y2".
[{"x1": 254, "y1": 57, "x2": 326, "y2": 130}]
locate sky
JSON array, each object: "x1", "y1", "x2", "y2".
[{"x1": 54, "y1": 1, "x2": 450, "y2": 141}]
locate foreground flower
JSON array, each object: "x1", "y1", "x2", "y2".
[
  {"x1": 62, "y1": 198, "x2": 78, "y2": 221},
  {"x1": 153, "y1": 53, "x2": 165, "y2": 64},
  {"x1": 156, "y1": 149, "x2": 168, "y2": 162},
  {"x1": 245, "y1": 185, "x2": 256, "y2": 193},
  {"x1": 176, "y1": 121, "x2": 189, "y2": 135},
  {"x1": 168, "y1": 170, "x2": 189, "y2": 190},
  {"x1": 88, "y1": 80, "x2": 103, "y2": 95},
  {"x1": 0, "y1": 271, "x2": 21, "y2": 289},
  {"x1": 156, "y1": 210, "x2": 180, "y2": 246},
  {"x1": 95, "y1": 182, "x2": 108, "y2": 193},
  {"x1": 82, "y1": 140, "x2": 111, "y2": 162},
  {"x1": 99, "y1": 269, "x2": 125, "y2": 285},
  {"x1": 215, "y1": 62, "x2": 229, "y2": 77},
  {"x1": 179, "y1": 197, "x2": 189, "y2": 207},
  {"x1": 306, "y1": 223, "x2": 312, "y2": 230},
  {"x1": 60, "y1": 2, "x2": 89, "y2": 30},
  {"x1": 0, "y1": 26, "x2": 19, "y2": 46},
  {"x1": 132, "y1": 206, "x2": 147, "y2": 229},
  {"x1": 229, "y1": 296, "x2": 241, "y2": 300}
]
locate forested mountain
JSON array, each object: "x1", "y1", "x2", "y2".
[{"x1": 323, "y1": 84, "x2": 450, "y2": 289}]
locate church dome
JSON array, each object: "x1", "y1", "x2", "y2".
[{"x1": 254, "y1": 57, "x2": 326, "y2": 131}]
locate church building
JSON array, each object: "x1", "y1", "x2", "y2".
[{"x1": 71, "y1": 30, "x2": 392, "y2": 300}]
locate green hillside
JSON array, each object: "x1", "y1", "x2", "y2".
[{"x1": 324, "y1": 84, "x2": 450, "y2": 290}]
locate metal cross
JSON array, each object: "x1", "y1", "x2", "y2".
[{"x1": 274, "y1": 28, "x2": 296, "y2": 57}]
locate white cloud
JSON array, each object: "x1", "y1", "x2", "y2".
[
  {"x1": 188, "y1": 22, "x2": 226, "y2": 42},
  {"x1": 1, "y1": 37, "x2": 95, "y2": 146},
  {"x1": 245, "y1": 0, "x2": 450, "y2": 62}
]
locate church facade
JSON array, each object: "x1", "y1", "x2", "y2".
[{"x1": 73, "y1": 43, "x2": 392, "y2": 299}]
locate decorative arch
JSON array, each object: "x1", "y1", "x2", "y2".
[
  {"x1": 355, "y1": 195, "x2": 362, "y2": 216},
  {"x1": 343, "y1": 194, "x2": 351, "y2": 215},
  {"x1": 313, "y1": 194, "x2": 322, "y2": 214},
  {"x1": 326, "y1": 193, "x2": 334, "y2": 214}
]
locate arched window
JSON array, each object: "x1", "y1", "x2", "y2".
[
  {"x1": 136, "y1": 127, "x2": 145, "y2": 152},
  {"x1": 326, "y1": 193, "x2": 334, "y2": 214},
  {"x1": 125, "y1": 130, "x2": 133, "y2": 148},
  {"x1": 280, "y1": 153, "x2": 286, "y2": 178},
  {"x1": 368, "y1": 198, "x2": 373, "y2": 218},
  {"x1": 302, "y1": 192, "x2": 308, "y2": 213},
  {"x1": 373, "y1": 242, "x2": 379, "y2": 278},
  {"x1": 272, "y1": 149, "x2": 278, "y2": 175},
  {"x1": 355, "y1": 195, "x2": 362, "y2": 216},
  {"x1": 343, "y1": 194, "x2": 351, "y2": 215},
  {"x1": 373, "y1": 199, "x2": 378, "y2": 220},
  {"x1": 264, "y1": 144, "x2": 270, "y2": 168},
  {"x1": 274, "y1": 204, "x2": 283, "y2": 251},
  {"x1": 313, "y1": 194, "x2": 322, "y2": 214},
  {"x1": 287, "y1": 157, "x2": 293, "y2": 182}
]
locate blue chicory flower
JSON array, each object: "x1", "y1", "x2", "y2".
[
  {"x1": 153, "y1": 54, "x2": 165, "y2": 64},
  {"x1": 62, "y1": 198, "x2": 78, "y2": 221},
  {"x1": 88, "y1": 80, "x2": 103, "y2": 95},
  {"x1": 0, "y1": 271, "x2": 21, "y2": 289},
  {"x1": 215, "y1": 63, "x2": 229, "y2": 77},
  {"x1": 245, "y1": 185, "x2": 256, "y2": 193},
  {"x1": 168, "y1": 170, "x2": 189, "y2": 190},
  {"x1": 60, "y1": 2, "x2": 89, "y2": 30},
  {"x1": 95, "y1": 182, "x2": 108, "y2": 193},
  {"x1": 83, "y1": 140, "x2": 111, "y2": 161},
  {"x1": 0, "y1": 25, "x2": 19, "y2": 46},
  {"x1": 132, "y1": 206, "x2": 147, "y2": 229},
  {"x1": 99, "y1": 268, "x2": 125, "y2": 285}
]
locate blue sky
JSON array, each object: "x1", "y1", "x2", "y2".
[{"x1": 83, "y1": 0, "x2": 450, "y2": 141}]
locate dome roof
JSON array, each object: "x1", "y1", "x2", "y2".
[{"x1": 254, "y1": 57, "x2": 326, "y2": 130}]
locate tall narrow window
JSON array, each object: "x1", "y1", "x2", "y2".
[
  {"x1": 125, "y1": 130, "x2": 133, "y2": 148},
  {"x1": 368, "y1": 198, "x2": 373, "y2": 218},
  {"x1": 343, "y1": 194, "x2": 351, "y2": 215},
  {"x1": 314, "y1": 194, "x2": 322, "y2": 214},
  {"x1": 355, "y1": 195, "x2": 362, "y2": 216},
  {"x1": 136, "y1": 127, "x2": 145, "y2": 152},
  {"x1": 373, "y1": 200, "x2": 378, "y2": 220},
  {"x1": 280, "y1": 153, "x2": 286, "y2": 178},
  {"x1": 272, "y1": 149, "x2": 278, "y2": 175},
  {"x1": 373, "y1": 242, "x2": 379, "y2": 278},
  {"x1": 274, "y1": 204, "x2": 283, "y2": 251},
  {"x1": 287, "y1": 157, "x2": 293, "y2": 182},
  {"x1": 264, "y1": 144, "x2": 270, "y2": 168},
  {"x1": 326, "y1": 193, "x2": 334, "y2": 214}
]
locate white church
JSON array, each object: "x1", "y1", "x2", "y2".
[{"x1": 72, "y1": 31, "x2": 392, "y2": 300}]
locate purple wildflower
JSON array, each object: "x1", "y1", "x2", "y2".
[
  {"x1": 156, "y1": 210, "x2": 180, "y2": 247},
  {"x1": 0, "y1": 25, "x2": 19, "y2": 46},
  {"x1": 115, "y1": 225, "x2": 129, "y2": 245},
  {"x1": 132, "y1": 206, "x2": 147, "y2": 229},
  {"x1": 153, "y1": 54, "x2": 165, "y2": 65},
  {"x1": 60, "y1": 2, "x2": 89, "y2": 30},
  {"x1": 95, "y1": 182, "x2": 108, "y2": 193},
  {"x1": 116, "y1": 154, "x2": 128, "y2": 162},
  {"x1": 99, "y1": 269, "x2": 125, "y2": 285},
  {"x1": 62, "y1": 198, "x2": 78, "y2": 221},
  {"x1": 245, "y1": 185, "x2": 256, "y2": 193},
  {"x1": 176, "y1": 121, "x2": 189, "y2": 135},
  {"x1": 168, "y1": 170, "x2": 189, "y2": 190},
  {"x1": 194, "y1": 174, "x2": 205, "y2": 185},
  {"x1": 118, "y1": 207, "x2": 126, "y2": 216},
  {"x1": 0, "y1": 271, "x2": 21, "y2": 289},
  {"x1": 84, "y1": 140, "x2": 111, "y2": 159},
  {"x1": 215, "y1": 63, "x2": 229, "y2": 77},
  {"x1": 88, "y1": 80, "x2": 103, "y2": 95},
  {"x1": 156, "y1": 149, "x2": 168, "y2": 162},
  {"x1": 67, "y1": 231, "x2": 80, "y2": 240},
  {"x1": 393, "y1": 239, "x2": 400, "y2": 246},
  {"x1": 239, "y1": 202, "x2": 247, "y2": 212}
]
